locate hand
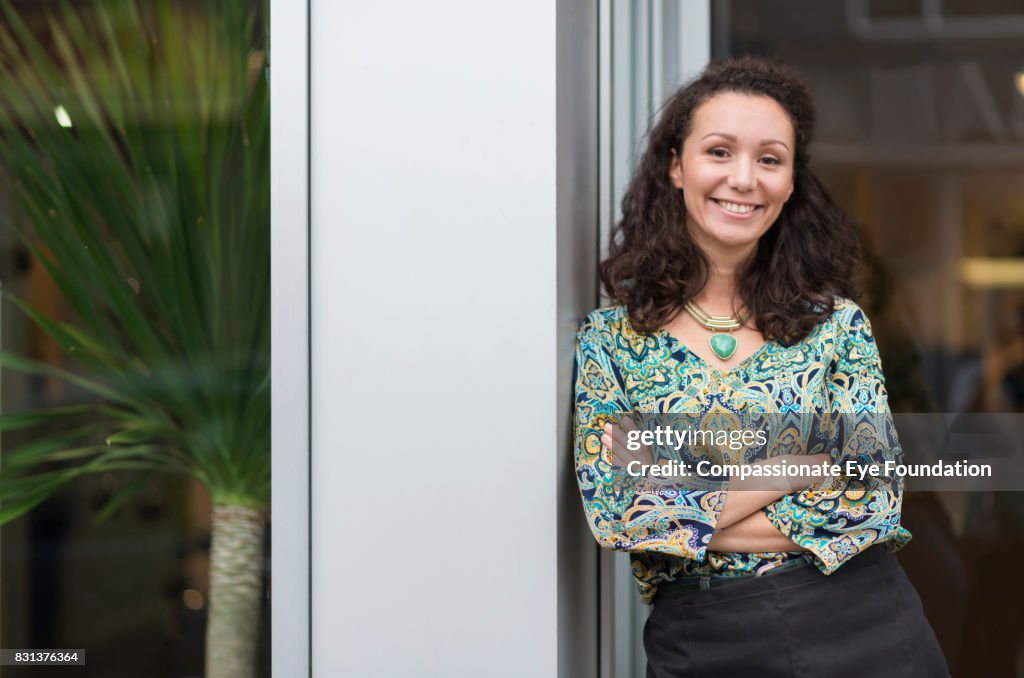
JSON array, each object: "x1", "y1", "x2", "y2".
[
  {"x1": 707, "y1": 511, "x2": 807, "y2": 552},
  {"x1": 600, "y1": 417, "x2": 654, "y2": 468}
]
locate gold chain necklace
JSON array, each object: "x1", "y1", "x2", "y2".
[{"x1": 683, "y1": 301, "x2": 748, "y2": 361}]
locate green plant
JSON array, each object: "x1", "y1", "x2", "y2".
[{"x1": 0, "y1": 2, "x2": 269, "y2": 677}]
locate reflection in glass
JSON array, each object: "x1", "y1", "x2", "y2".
[
  {"x1": 714, "y1": 1, "x2": 1024, "y2": 674},
  {"x1": 0, "y1": 1, "x2": 270, "y2": 676}
]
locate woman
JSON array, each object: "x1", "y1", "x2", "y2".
[{"x1": 573, "y1": 56, "x2": 949, "y2": 677}]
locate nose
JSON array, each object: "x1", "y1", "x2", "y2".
[{"x1": 727, "y1": 159, "x2": 756, "y2": 192}]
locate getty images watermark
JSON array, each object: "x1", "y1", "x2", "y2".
[{"x1": 601, "y1": 412, "x2": 1021, "y2": 491}]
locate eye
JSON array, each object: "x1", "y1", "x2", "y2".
[
  {"x1": 708, "y1": 147, "x2": 729, "y2": 158},
  {"x1": 760, "y1": 156, "x2": 782, "y2": 166}
]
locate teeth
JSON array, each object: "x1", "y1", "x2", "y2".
[{"x1": 715, "y1": 199, "x2": 757, "y2": 214}]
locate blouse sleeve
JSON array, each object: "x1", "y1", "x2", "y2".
[
  {"x1": 573, "y1": 310, "x2": 726, "y2": 563},
  {"x1": 763, "y1": 303, "x2": 909, "y2": 573}
]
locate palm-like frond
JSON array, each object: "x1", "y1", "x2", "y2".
[{"x1": 0, "y1": 0, "x2": 269, "y2": 518}]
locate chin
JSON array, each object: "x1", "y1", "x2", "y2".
[{"x1": 711, "y1": 229, "x2": 764, "y2": 250}]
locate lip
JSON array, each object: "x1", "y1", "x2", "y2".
[{"x1": 710, "y1": 198, "x2": 763, "y2": 219}]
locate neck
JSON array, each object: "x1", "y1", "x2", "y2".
[
  {"x1": 686, "y1": 219, "x2": 756, "y2": 315},
  {"x1": 692, "y1": 251, "x2": 751, "y2": 315}
]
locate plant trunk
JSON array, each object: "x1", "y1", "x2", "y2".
[{"x1": 206, "y1": 503, "x2": 265, "y2": 678}]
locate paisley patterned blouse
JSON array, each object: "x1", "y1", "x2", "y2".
[{"x1": 572, "y1": 297, "x2": 912, "y2": 604}]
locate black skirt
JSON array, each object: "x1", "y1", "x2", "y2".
[{"x1": 644, "y1": 545, "x2": 950, "y2": 678}]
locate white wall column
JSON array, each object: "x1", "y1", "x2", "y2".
[{"x1": 310, "y1": 1, "x2": 595, "y2": 675}]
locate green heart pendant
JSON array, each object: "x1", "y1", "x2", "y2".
[{"x1": 709, "y1": 333, "x2": 737, "y2": 360}]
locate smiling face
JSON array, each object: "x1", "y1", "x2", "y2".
[{"x1": 668, "y1": 91, "x2": 796, "y2": 262}]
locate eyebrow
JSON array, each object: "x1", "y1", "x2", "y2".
[{"x1": 700, "y1": 132, "x2": 791, "y2": 151}]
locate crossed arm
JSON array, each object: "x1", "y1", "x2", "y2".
[
  {"x1": 709, "y1": 511, "x2": 804, "y2": 552},
  {"x1": 599, "y1": 419, "x2": 828, "y2": 553}
]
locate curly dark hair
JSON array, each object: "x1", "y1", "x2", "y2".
[{"x1": 600, "y1": 55, "x2": 862, "y2": 344}]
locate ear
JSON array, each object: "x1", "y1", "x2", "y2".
[{"x1": 668, "y1": 148, "x2": 684, "y2": 190}]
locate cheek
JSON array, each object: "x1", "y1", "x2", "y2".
[
  {"x1": 768, "y1": 174, "x2": 794, "y2": 202},
  {"x1": 680, "y1": 160, "x2": 715, "y2": 190},
  {"x1": 682, "y1": 191, "x2": 707, "y2": 218}
]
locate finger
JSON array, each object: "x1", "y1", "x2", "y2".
[
  {"x1": 602, "y1": 417, "x2": 626, "y2": 444},
  {"x1": 601, "y1": 422, "x2": 624, "y2": 450},
  {"x1": 601, "y1": 433, "x2": 630, "y2": 469},
  {"x1": 601, "y1": 431, "x2": 634, "y2": 466},
  {"x1": 603, "y1": 420, "x2": 656, "y2": 467},
  {"x1": 607, "y1": 421, "x2": 634, "y2": 449},
  {"x1": 618, "y1": 416, "x2": 640, "y2": 432}
]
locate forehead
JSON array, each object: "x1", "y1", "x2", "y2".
[{"x1": 687, "y1": 92, "x2": 795, "y2": 144}]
